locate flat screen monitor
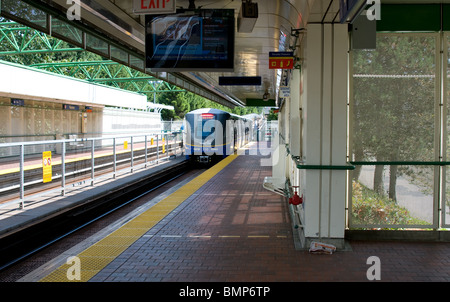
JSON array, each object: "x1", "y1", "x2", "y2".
[{"x1": 145, "y1": 9, "x2": 235, "y2": 72}]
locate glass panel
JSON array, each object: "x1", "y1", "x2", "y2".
[
  {"x1": 51, "y1": 17, "x2": 83, "y2": 46},
  {"x1": 130, "y1": 54, "x2": 144, "y2": 71},
  {"x1": 110, "y1": 45, "x2": 128, "y2": 64},
  {"x1": 351, "y1": 165, "x2": 434, "y2": 227},
  {"x1": 86, "y1": 33, "x2": 109, "y2": 57},
  {"x1": 1, "y1": 0, "x2": 47, "y2": 30},
  {"x1": 351, "y1": 34, "x2": 438, "y2": 228},
  {"x1": 445, "y1": 34, "x2": 450, "y2": 227},
  {"x1": 352, "y1": 34, "x2": 437, "y2": 162},
  {"x1": 446, "y1": 167, "x2": 450, "y2": 227}
]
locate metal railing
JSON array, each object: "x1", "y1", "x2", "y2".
[{"x1": 0, "y1": 131, "x2": 183, "y2": 212}]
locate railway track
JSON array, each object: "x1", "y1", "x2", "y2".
[{"x1": 0, "y1": 159, "x2": 192, "y2": 274}]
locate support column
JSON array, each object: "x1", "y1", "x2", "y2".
[{"x1": 300, "y1": 23, "x2": 349, "y2": 248}]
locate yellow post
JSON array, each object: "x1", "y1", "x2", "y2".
[{"x1": 42, "y1": 151, "x2": 52, "y2": 183}]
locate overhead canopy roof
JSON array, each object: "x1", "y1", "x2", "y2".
[
  {"x1": 0, "y1": 60, "x2": 148, "y2": 109},
  {"x1": 55, "y1": 0, "x2": 334, "y2": 107},
  {"x1": 2, "y1": 0, "x2": 434, "y2": 108},
  {"x1": 50, "y1": 0, "x2": 340, "y2": 107}
]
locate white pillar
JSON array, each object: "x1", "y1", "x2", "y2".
[
  {"x1": 289, "y1": 69, "x2": 301, "y2": 159},
  {"x1": 300, "y1": 23, "x2": 349, "y2": 248}
]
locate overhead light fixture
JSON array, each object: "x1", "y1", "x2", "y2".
[{"x1": 237, "y1": 0, "x2": 258, "y2": 33}]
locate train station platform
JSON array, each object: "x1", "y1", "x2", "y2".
[{"x1": 17, "y1": 142, "x2": 450, "y2": 283}]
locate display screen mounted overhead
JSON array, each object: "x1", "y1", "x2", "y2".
[{"x1": 145, "y1": 9, "x2": 235, "y2": 72}]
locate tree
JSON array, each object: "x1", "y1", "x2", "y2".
[
  {"x1": 352, "y1": 35, "x2": 436, "y2": 201},
  {"x1": 267, "y1": 109, "x2": 278, "y2": 121},
  {"x1": 157, "y1": 91, "x2": 190, "y2": 120},
  {"x1": 156, "y1": 90, "x2": 263, "y2": 121}
]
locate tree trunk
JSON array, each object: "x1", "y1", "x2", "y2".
[
  {"x1": 374, "y1": 165, "x2": 384, "y2": 195},
  {"x1": 389, "y1": 164, "x2": 398, "y2": 201},
  {"x1": 352, "y1": 148, "x2": 364, "y2": 181}
]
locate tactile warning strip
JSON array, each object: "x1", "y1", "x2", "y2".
[{"x1": 39, "y1": 154, "x2": 238, "y2": 282}]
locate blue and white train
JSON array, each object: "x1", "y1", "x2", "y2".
[{"x1": 183, "y1": 108, "x2": 250, "y2": 164}]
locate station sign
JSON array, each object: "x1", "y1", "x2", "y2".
[
  {"x1": 279, "y1": 86, "x2": 290, "y2": 98},
  {"x1": 42, "y1": 151, "x2": 52, "y2": 183},
  {"x1": 11, "y1": 98, "x2": 25, "y2": 106},
  {"x1": 133, "y1": 0, "x2": 176, "y2": 15},
  {"x1": 63, "y1": 104, "x2": 79, "y2": 111},
  {"x1": 246, "y1": 98, "x2": 276, "y2": 107},
  {"x1": 269, "y1": 51, "x2": 294, "y2": 69},
  {"x1": 219, "y1": 76, "x2": 261, "y2": 86}
]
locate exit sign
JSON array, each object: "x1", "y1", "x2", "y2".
[
  {"x1": 133, "y1": 0, "x2": 176, "y2": 15},
  {"x1": 269, "y1": 51, "x2": 294, "y2": 69}
]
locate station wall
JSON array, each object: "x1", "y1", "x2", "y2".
[{"x1": 0, "y1": 96, "x2": 162, "y2": 156}]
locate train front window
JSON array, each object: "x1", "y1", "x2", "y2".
[{"x1": 195, "y1": 113, "x2": 216, "y2": 138}]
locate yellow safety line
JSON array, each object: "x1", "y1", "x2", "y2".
[{"x1": 39, "y1": 154, "x2": 238, "y2": 282}]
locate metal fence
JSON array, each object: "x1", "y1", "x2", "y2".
[{"x1": 0, "y1": 131, "x2": 183, "y2": 212}]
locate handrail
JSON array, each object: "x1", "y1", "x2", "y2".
[
  {"x1": 350, "y1": 161, "x2": 450, "y2": 166},
  {"x1": 0, "y1": 131, "x2": 175, "y2": 148},
  {"x1": 0, "y1": 131, "x2": 183, "y2": 211},
  {"x1": 297, "y1": 163, "x2": 356, "y2": 170},
  {"x1": 278, "y1": 134, "x2": 450, "y2": 170},
  {"x1": 285, "y1": 142, "x2": 355, "y2": 170}
]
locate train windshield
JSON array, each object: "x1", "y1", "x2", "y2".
[{"x1": 195, "y1": 113, "x2": 216, "y2": 138}]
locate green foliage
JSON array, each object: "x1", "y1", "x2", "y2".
[
  {"x1": 231, "y1": 106, "x2": 260, "y2": 116},
  {"x1": 0, "y1": 18, "x2": 102, "y2": 65},
  {"x1": 351, "y1": 181, "x2": 429, "y2": 227},
  {"x1": 352, "y1": 35, "x2": 436, "y2": 200},
  {"x1": 353, "y1": 35, "x2": 435, "y2": 161},
  {"x1": 156, "y1": 90, "x2": 262, "y2": 121},
  {"x1": 267, "y1": 109, "x2": 278, "y2": 121}
]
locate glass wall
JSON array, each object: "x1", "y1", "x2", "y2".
[
  {"x1": 0, "y1": 98, "x2": 103, "y2": 156},
  {"x1": 350, "y1": 33, "x2": 441, "y2": 229},
  {"x1": 445, "y1": 33, "x2": 450, "y2": 228}
]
